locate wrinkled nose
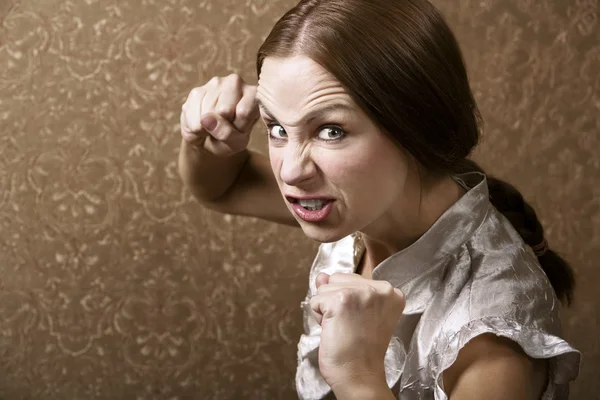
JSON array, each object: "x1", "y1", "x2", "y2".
[{"x1": 279, "y1": 142, "x2": 317, "y2": 187}]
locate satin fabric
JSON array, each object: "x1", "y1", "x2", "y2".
[{"x1": 295, "y1": 172, "x2": 580, "y2": 400}]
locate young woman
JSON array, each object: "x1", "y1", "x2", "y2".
[{"x1": 178, "y1": 0, "x2": 580, "y2": 398}]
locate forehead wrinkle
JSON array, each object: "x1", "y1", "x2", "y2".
[
  {"x1": 257, "y1": 89, "x2": 354, "y2": 127},
  {"x1": 257, "y1": 57, "x2": 354, "y2": 127},
  {"x1": 258, "y1": 100, "x2": 353, "y2": 128},
  {"x1": 301, "y1": 85, "x2": 349, "y2": 109},
  {"x1": 257, "y1": 76, "x2": 347, "y2": 106}
]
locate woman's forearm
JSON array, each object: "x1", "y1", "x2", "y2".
[
  {"x1": 331, "y1": 376, "x2": 397, "y2": 400},
  {"x1": 334, "y1": 385, "x2": 396, "y2": 400},
  {"x1": 178, "y1": 139, "x2": 249, "y2": 203}
]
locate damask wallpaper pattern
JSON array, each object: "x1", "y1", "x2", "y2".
[{"x1": 0, "y1": 0, "x2": 597, "y2": 399}]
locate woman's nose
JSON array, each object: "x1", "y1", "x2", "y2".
[{"x1": 279, "y1": 143, "x2": 317, "y2": 187}]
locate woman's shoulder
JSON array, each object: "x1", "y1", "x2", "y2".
[
  {"x1": 416, "y1": 237, "x2": 580, "y2": 398},
  {"x1": 416, "y1": 208, "x2": 581, "y2": 395},
  {"x1": 466, "y1": 206, "x2": 558, "y2": 317},
  {"x1": 436, "y1": 204, "x2": 560, "y2": 328}
]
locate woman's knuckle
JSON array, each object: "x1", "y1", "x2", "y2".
[
  {"x1": 394, "y1": 288, "x2": 406, "y2": 305},
  {"x1": 337, "y1": 289, "x2": 358, "y2": 308},
  {"x1": 217, "y1": 104, "x2": 234, "y2": 117},
  {"x1": 236, "y1": 104, "x2": 250, "y2": 119},
  {"x1": 207, "y1": 76, "x2": 221, "y2": 87},
  {"x1": 226, "y1": 73, "x2": 242, "y2": 84},
  {"x1": 379, "y1": 281, "x2": 395, "y2": 296},
  {"x1": 191, "y1": 86, "x2": 201, "y2": 95},
  {"x1": 330, "y1": 272, "x2": 345, "y2": 281}
]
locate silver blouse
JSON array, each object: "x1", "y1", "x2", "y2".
[{"x1": 295, "y1": 172, "x2": 580, "y2": 400}]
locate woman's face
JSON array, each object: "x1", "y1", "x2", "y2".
[{"x1": 257, "y1": 56, "x2": 413, "y2": 243}]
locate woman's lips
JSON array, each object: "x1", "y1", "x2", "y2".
[
  {"x1": 286, "y1": 196, "x2": 334, "y2": 223},
  {"x1": 285, "y1": 195, "x2": 333, "y2": 202}
]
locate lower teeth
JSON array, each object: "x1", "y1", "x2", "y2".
[{"x1": 305, "y1": 206, "x2": 323, "y2": 211}]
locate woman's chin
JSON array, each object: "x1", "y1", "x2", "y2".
[{"x1": 299, "y1": 223, "x2": 351, "y2": 244}]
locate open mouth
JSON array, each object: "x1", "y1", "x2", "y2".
[
  {"x1": 286, "y1": 197, "x2": 333, "y2": 211},
  {"x1": 285, "y1": 196, "x2": 335, "y2": 222}
]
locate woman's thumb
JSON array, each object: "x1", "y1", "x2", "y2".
[
  {"x1": 201, "y1": 112, "x2": 239, "y2": 141},
  {"x1": 315, "y1": 273, "x2": 330, "y2": 289}
]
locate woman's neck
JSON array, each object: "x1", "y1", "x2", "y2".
[{"x1": 358, "y1": 173, "x2": 465, "y2": 278}]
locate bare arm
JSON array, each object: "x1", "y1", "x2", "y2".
[
  {"x1": 443, "y1": 334, "x2": 548, "y2": 400},
  {"x1": 178, "y1": 75, "x2": 298, "y2": 227},
  {"x1": 179, "y1": 140, "x2": 298, "y2": 226},
  {"x1": 331, "y1": 333, "x2": 547, "y2": 400}
]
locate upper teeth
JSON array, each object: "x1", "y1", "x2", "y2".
[{"x1": 298, "y1": 199, "x2": 327, "y2": 210}]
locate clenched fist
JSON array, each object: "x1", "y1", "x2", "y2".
[
  {"x1": 180, "y1": 74, "x2": 260, "y2": 156},
  {"x1": 310, "y1": 272, "x2": 405, "y2": 394}
]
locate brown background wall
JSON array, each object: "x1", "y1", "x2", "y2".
[{"x1": 0, "y1": 0, "x2": 597, "y2": 398}]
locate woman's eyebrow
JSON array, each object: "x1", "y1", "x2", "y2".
[
  {"x1": 256, "y1": 98, "x2": 353, "y2": 125},
  {"x1": 256, "y1": 99, "x2": 278, "y2": 121}
]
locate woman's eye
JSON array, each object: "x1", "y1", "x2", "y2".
[
  {"x1": 268, "y1": 124, "x2": 287, "y2": 139},
  {"x1": 317, "y1": 127, "x2": 345, "y2": 141}
]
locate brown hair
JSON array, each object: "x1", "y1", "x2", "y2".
[{"x1": 256, "y1": 0, "x2": 575, "y2": 305}]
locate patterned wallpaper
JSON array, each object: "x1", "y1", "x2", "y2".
[{"x1": 0, "y1": 0, "x2": 597, "y2": 399}]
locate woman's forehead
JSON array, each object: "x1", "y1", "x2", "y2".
[
  {"x1": 257, "y1": 56, "x2": 354, "y2": 111},
  {"x1": 259, "y1": 56, "x2": 328, "y2": 82}
]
